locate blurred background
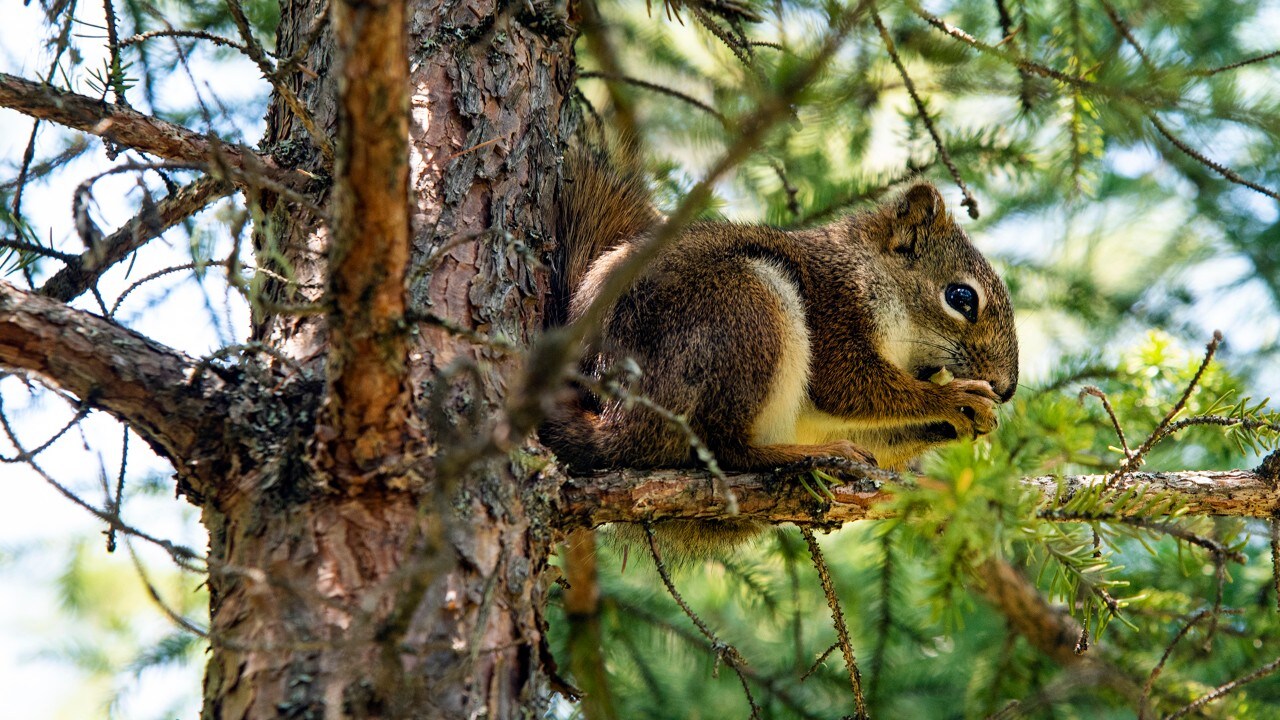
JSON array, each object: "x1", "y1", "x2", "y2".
[{"x1": 3, "y1": 0, "x2": 1280, "y2": 717}]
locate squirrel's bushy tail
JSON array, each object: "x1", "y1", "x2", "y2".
[
  {"x1": 542, "y1": 144, "x2": 658, "y2": 468},
  {"x1": 551, "y1": 145, "x2": 658, "y2": 325}
]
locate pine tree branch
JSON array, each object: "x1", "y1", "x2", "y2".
[
  {"x1": 39, "y1": 175, "x2": 234, "y2": 302},
  {"x1": 975, "y1": 557, "x2": 1143, "y2": 705},
  {"x1": 558, "y1": 467, "x2": 1279, "y2": 528},
  {"x1": 316, "y1": 0, "x2": 412, "y2": 479},
  {"x1": 0, "y1": 72, "x2": 306, "y2": 188},
  {"x1": 0, "y1": 280, "x2": 231, "y2": 491}
]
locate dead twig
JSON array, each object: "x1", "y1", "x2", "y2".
[{"x1": 800, "y1": 526, "x2": 868, "y2": 719}]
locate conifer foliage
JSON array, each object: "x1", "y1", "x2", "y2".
[{"x1": 1, "y1": 0, "x2": 1279, "y2": 717}]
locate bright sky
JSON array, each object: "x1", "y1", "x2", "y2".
[{"x1": 1, "y1": 2, "x2": 1278, "y2": 719}]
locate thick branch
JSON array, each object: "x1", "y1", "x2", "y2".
[
  {"x1": 0, "y1": 280, "x2": 229, "y2": 487},
  {"x1": 39, "y1": 175, "x2": 234, "y2": 302},
  {"x1": 975, "y1": 557, "x2": 1143, "y2": 706},
  {"x1": 978, "y1": 557, "x2": 1087, "y2": 667},
  {"x1": 558, "y1": 468, "x2": 1279, "y2": 528},
  {"x1": 320, "y1": 0, "x2": 411, "y2": 475},
  {"x1": 0, "y1": 72, "x2": 300, "y2": 187}
]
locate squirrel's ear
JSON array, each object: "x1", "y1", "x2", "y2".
[
  {"x1": 896, "y1": 183, "x2": 944, "y2": 227},
  {"x1": 883, "y1": 183, "x2": 944, "y2": 257}
]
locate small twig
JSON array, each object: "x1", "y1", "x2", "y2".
[
  {"x1": 0, "y1": 136, "x2": 90, "y2": 192},
  {"x1": 1202, "y1": 550, "x2": 1227, "y2": 652},
  {"x1": 40, "y1": 174, "x2": 234, "y2": 303},
  {"x1": 800, "y1": 526, "x2": 869, "y2": 719},
  {"x1": 103, "y1": 0, "x2": 130, "y2": 107},
  {"x1": 0, "y1": 394, "x2": 203, "y2": 567},
  {"x1": 226, "y1": 0, "x2": 334, "y2": 162},
  {"x1": 577, "y1": 0, "x2": 639, "y2": 143},
  {"x1": 125, "y1": 539, "x2": 209, "y2": 637},
  {"x1": 616, "y1": 598, "x2": 825, "y2": 719},
  {"x1": 119, "y1": 29, "x2": 245, "y2": 51},
  {"x1": 106, "y1": 427, "x2": 128, "y2": 552},
  {"x1": 1148, "y1": 114, "x2": 1280, "y2": 202},
  {"x1": 578, "y1": 71, "x2": 802, "y2": 221},
  {"x1": 772, "y1": 159, "x2": 801, "y2": 218},
  {"x1": 1109, "y1": 331, "x2": 1223, "y2": 485},
  {"x1": 446, "y1": 136, "x2": 503, "y2": 161},
  {"x1": 1121, "y1": 517, "x2": 1245, "y2": 564},
  {"x1": 1080, "y1": 385, "x2": 1132, "y2": 459},
  {"x1": 1196, "y1": 49, "x2": 1280, "y2": 77},
  {"x1": 190, "y1": 342, "x2": 307, "y2": 379},
  {"x1": 1270, "y1": 516, "x2": 1280, "y2": 614},
  {"x1": 12, "y1": 0, "x2": 80, "y2": 241},
  {"x1": 1163, "y1": 654, "x2": 1280, "y2": 719},
  {"x1": 800, "y1": 642, "x2": 839, "y2": 682},
  {"x1": 1074, "y1": 625, "x2": 1090, "y2": 655},
  {"x1": 110, "y1": 259, "x2": 222, "y2": 316},
  {"x1": 906, "y1": 0, "x2": 1162, "y2": 105},
  {"x1": 1151, "y1": 414, "x2": 1280, "y2": 446},
  {"x1": 797, "y1": 167, "x2": 923, "y2": 226},
  {"x1": 691, "y1": 7, "x2": 756, "y2": 71},
  {"x1": 579, "y1": 71, "x2": 727, "y2": 124},
  {"x1": 68, "y1": 161, "x2": 205, "y2": 251},
  {"x1": 871, "y1": 4, "x2": 979, "y2": 219},
  {"x1": 643, "y1": 523, "x2": 762, "y2": 719},
  {"x1": 576, "y1": 370, "x2": 736, "y2": 512},
  {"x1": 993, "y1": 0, "x2": 1015, "y2": 41},
  {"x1": 0, "y1": 238, "x2": 79, "y2": 264},
  {"x1": 1138, "y1": 608, "x2": 1211, "y2": 720},
  {"x1": 869, "y1": 530, "x2": 894, "y2": 701},
  {"x1": 0, "y1": 400, "x2": 91, "y2": 463},
  {"x1": 1098, "y1": 0, "x2": 1155, "y2": 71}
]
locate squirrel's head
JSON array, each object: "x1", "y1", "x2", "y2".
[{"x1": 866, "y1": 183, "x2": 1019, "y2": 403}]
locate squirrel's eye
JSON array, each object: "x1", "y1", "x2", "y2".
[{"x1": 945, "y1": 283, "x2": 978, "y2": 323}]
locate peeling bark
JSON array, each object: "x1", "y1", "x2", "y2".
[
  {"x1": 558, "y1": 468, "x2": 1280, "y2": 528},
  {"x1": 198, "y1": 0, "x2": 579, "y2": 715}
]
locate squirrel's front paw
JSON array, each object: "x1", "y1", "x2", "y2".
[
  {"x1": 821, "y1": 439, "x2": 878, "y2": 466},
  {"x1": 939, "y1": 379, "x2": 999, "y2": 439}
]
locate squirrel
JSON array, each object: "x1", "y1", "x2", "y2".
[{"x1": 544, "y1": 147, "x2": 1019, "y2": 558}]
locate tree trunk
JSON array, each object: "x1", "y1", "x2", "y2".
[{"x1": 200, "y1": 0, "x2": 578, "y2": 716}]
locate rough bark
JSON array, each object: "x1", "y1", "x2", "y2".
[
  {"x1": 558, "y1": 467, "x2": 1280, "y2": 528},
  {"x1": 0, "y1": 280, "x2": 228, "y2": 490},
  {"x1": 197, "y1": 0, "x2": 578, "y2": 715}
]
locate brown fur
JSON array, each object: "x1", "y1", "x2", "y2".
[
  {"x1": 544, "y1": 155, "x2": 1019, "y2": 559},
  {"x1": 549, "y1": 145, "x2": 659, "y2": 326}
]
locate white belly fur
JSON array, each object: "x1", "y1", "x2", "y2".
[
  {"x1": 745, "y1": 264, "x2": 931, "y2": 470},
  {"x1": 747, "y1": 259, "x2": 811, "y2": 446}
]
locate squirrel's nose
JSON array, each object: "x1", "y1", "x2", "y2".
[{"x1": 995, "y1": 380, "x2": 1017, "y2": 404}]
